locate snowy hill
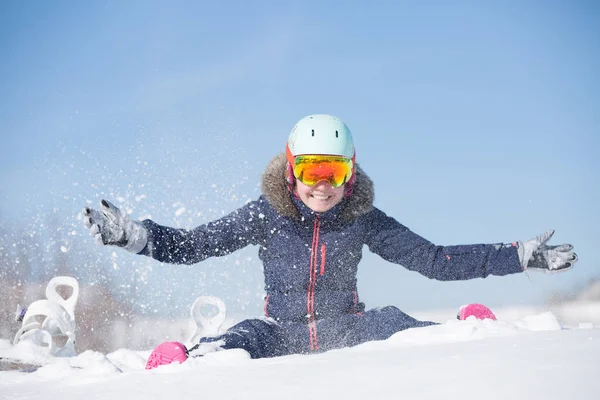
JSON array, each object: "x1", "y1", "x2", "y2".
[{"x1": 1, "y1": 309, "x2": 598, "y2": 400}]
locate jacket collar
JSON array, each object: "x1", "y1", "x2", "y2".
[
  {"x1": 290, "y1": 194, "x2": 347, "y2": 222},
  {"x1": 261, "y1": 153, "x2": 374, "y2": 222}
]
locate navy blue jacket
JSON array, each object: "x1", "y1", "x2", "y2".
[{"x1": 139, "y1": 154, "x2": 523, "y2": 323}]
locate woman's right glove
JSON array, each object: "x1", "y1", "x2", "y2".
[
  {"x1": 82, "y1": 199, "x2": 148, "y2": 254},
  {"x1": 517, "y1": 230, "x2": 578, "y2": 273}
]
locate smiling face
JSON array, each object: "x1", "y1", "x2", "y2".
[{"x1": 295, "y1": 179, "x2": 345, "y2": 213}]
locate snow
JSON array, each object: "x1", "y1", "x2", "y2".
[{"x1": 1, "y1": 306, "x2": 599, "y2": 400}]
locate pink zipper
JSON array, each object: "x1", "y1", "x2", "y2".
[{"x1": 320, "y1": 243, "x2": 326, "y2": 276}]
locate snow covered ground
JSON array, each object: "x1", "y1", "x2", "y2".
[{"x1": 1, "y1": 305, "x2": 598, "y2": 400}]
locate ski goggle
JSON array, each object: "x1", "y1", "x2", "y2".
[{"x1": 290, "y1": 154, "x2": 354, "y2": 188}]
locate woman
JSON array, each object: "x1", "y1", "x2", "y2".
[{"x1": 83, "y1": 114, "x2": 577, "y2": 368}]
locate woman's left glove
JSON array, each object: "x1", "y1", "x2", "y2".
[
  {"x1": 82, "y1": 199, "x2": 148, "y2": 254},
  {"x1": 518, "y1": 230, "x2": 577, "y2": 273}
]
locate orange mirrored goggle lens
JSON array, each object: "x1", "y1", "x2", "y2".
[{"x1": 293, "y1": 155, "x2": 354, "y2": 188}]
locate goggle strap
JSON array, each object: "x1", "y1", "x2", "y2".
[{"x1": 286, "y1": 145, "x2": 296, "y2": 166}]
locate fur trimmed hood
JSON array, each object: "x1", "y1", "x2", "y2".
[{"x1": 260, "y1": 153, "x2": 374, "y2": 221}]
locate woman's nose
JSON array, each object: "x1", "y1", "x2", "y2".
[{"x1": 312, "y1": 180, "x2": 333, "y2": 190}]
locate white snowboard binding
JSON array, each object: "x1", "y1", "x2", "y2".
[
  {"x1": 188, "y1": 295, "x2": 227, "y2": 343},
  {"x1": 13, "y1": 276, "x2": 79, "y2": 357},
  {"x1": 145, "y1": 296, "x2": 228, "y2": 369}
]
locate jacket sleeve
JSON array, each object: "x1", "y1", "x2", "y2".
[
  {"x1": 362, "y1": 207, "x2": 523, "y2": 280},
  {"x1": 137, "y1": 197, "x2": 269, "y2": 265}
]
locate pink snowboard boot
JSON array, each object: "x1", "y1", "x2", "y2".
[
  {"x1": 145, "y1": 341, "x2": 189, "y2": 370},
  {"x1": 457, "y1": 303, "x2": 497, "y2": 321}
]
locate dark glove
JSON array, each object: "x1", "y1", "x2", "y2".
[
  {"x1": 518, "y1": 230, "x2": 577, "y2": 273},
  {"x1": 82, "y1": 199, "x2": 147, "y2": 254}
]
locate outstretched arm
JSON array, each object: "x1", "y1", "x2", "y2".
[
  {"x1": 83, "y1": 197, "x2": 270, "y2": 265},
  {"x1": 362, "y1": 208, "x2": 576, "y2": 281},
  {"x1": 139, "y1": 198, "x2": 269, "y2": 264}
]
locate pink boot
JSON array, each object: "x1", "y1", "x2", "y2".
[
  {"x1": 145, "y1": 341, "x2": 188, "y2": 370},
  {"x1": 457, "y1": 303, "x2": 497, "y2": 321}
]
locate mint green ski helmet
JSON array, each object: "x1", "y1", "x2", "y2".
[{"x1": 286, "y1": 114, "x2": 355, "y2": 159}]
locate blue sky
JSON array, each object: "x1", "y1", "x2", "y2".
[{"x1": 1, "y1": 1, "x2": 598, "y2": 317}]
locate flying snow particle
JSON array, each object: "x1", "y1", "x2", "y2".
[
  {"x1": 60, "y1": 246, "x2": 68, "y2": 253},
  {"x1": 175, "y1": 207, "x2": 186, "y2": 217}
]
